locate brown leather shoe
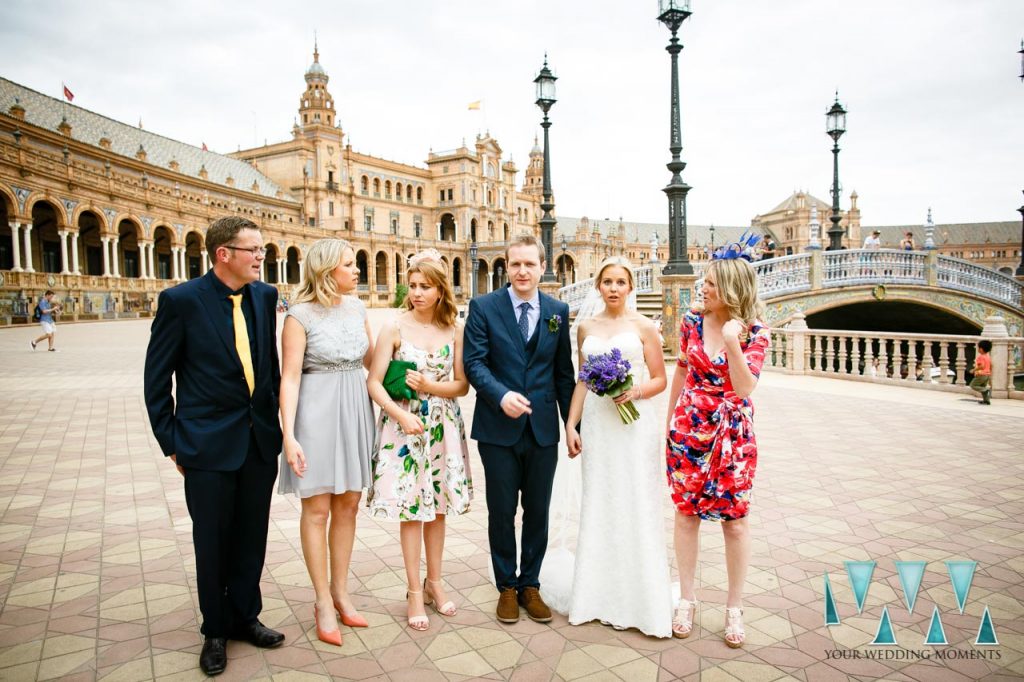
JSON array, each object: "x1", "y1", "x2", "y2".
[
  {"x1": 496, "y1": 587, "x2": 519, "y2": 624},
  {"x1": 518, "y1": 587, "x2": 552, "y2": 623}
]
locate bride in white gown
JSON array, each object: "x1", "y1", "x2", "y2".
[{"x1": 542, "y1": 256, "x2": 673, "y2": 638}]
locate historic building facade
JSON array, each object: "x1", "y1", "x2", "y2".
[
  {"x1": 1, "y1": 49, "x2": 1019, "y2": 325},
  {"x1": 0, "y1": 48, "x2": 547, "y2": 323}
]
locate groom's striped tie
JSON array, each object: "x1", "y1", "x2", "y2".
[{"x1": 517, "y1": 301, "x2": 531, "y2": 342}]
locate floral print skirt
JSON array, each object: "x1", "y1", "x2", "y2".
[{"x1": 368, "y1": 395, "x2": 473, "y2": 522}]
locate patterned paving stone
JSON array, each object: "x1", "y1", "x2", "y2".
[{"x1": 1, "y1": 316, "x2": 1022, "y2": 680}]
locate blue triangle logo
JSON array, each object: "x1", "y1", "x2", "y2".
[
  {"x1": 870, "y1": 605, "x2": 898, "y2": 646},
  {"x1": 844, "y1": 561, "x2": 876, "y2": 614},
  {"x1": 945, "y1": 561, "x2": 977, "y2": 614},
  {"x1": 974, "y1": 606, "x2": 999, "y2": 646},
  {"x1": 894, "y1": 561, "x2": 927, "y2": 614},
  {"x1": 824, "y1": 572, "x2": 840, "y2": 625},
  {"x1": 924, "y1": 605, "x2": 948, "y2": 646}
]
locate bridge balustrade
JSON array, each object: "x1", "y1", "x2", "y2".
[
  {"x1": 754, "y1": 254, "x2": 812, "y2": 295},
  {"x1": 936, "y1": 255, "x2": 1023, "y2": 307},
  {"x1": 822, "y1": 249, "x2": 928, "y2": 286},
  {"x1": 763, "y1": 314, "x2": 1023, "y2": 399}
]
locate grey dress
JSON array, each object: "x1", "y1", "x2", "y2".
[{"x1": 278, "y1": 298, "x2": 375, "y2": 498}]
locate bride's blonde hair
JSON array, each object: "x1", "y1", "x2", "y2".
[{"x1": 593, "y1": 256, "x2": 635, "y2": 291}]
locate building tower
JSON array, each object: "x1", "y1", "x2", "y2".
[
  {"x1": 299, "y1": 42, "x2": 336, "y2": 128},
  {"x1": 524, "y1": 135, "x2": 544, "y2": 198}
]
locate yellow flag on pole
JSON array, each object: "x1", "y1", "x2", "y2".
[{"x1": 467, "y1": 100, "x2": 481, "y2": 110}]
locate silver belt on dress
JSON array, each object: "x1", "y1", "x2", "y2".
[{"x1": 303, "y1": 361, "x2": 363, "y2": 373}]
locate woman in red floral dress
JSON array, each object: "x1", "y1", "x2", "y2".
[{"x1": 664, "y1": 241, "x2": 769, "y2": 648}]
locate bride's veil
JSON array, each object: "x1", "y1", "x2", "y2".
[{"x1": 539, "y1": 283, "x2": 637, "y2": 614}]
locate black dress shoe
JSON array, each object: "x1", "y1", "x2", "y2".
[
  {"x1": 199, "y1": 637, "x2": 227, "y2": 676},
  {"x1": 233, "y1": 620, "x2": 285, "y2": 648}
]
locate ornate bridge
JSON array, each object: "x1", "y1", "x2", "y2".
[{"x1": 558, "y1": 249, "x2": 1024, "y2": 335}]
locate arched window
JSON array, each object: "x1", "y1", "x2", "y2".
[
  {"x1": 373, "y1": 178, "x2": 380, "y2": 196},
  {"x1": 385, "y1": 180, "x2": 392, "y2": 198},
  {"x1": 361, "y1": 176, "x2": 369, "y2": 195},
  {"x1": 416, "y1": 187, "x2": 422, "y2": 202},
  {"x1": 407, "y1": 185, "x2": 413, "y2": 201},
  {"x1": 395, "y1": 182, "x2": 403, "y2": 201}
]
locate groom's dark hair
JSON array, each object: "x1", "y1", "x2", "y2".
[{"x1": 506, "y1": 233, "x2": 546, "y2": 263}]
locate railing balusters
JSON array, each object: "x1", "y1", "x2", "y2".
[
  {"x1": 938, "y1": 342, "x2": 951, "y2": 384},
  {"x1": 954, "y1": 342, "x2": 967, "y2": 386},
  {"x1": 838, "y1": 334, "x2": 850, "y2": 375},
  {"x1": 877, "y1": 338, "x2": 889, "y2": 380}
]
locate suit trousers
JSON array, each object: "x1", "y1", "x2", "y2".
[
  {"x1": 478, "y1": 426, "x2": 558, "y2": 592},
  {"x1": 183, "y1": 433, "x2": 278, "y2": 637}
]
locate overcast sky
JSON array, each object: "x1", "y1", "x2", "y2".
[{"x1": 2, "y1": 0, "x2": 1022, "y2": 227}]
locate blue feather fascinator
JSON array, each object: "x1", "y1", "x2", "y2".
[{"x1": 711, "y1": 231, "x2": 762, "y2": 262}]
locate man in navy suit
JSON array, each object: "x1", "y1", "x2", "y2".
[
  {"x1": 464, "y1": 233, "x2": 575, "y2": 624},
  {"x1": 144, "y1": 217, "x2": 284, "y2": 676}
]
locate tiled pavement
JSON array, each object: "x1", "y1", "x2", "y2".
[{"x1": 1, "y1": 314, "x2": 1022, "y2": 682}]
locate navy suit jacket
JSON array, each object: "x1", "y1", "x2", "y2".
[
  {"x1": 143, "y1": 271, "x2": 283, "y2": 471},
  {"x1": 463, "y1": 286, "x2": 575, "y2": 447}
]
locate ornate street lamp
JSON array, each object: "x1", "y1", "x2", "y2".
[
  {"x1": 657, "y1": 0, "x2": 694, "y2": 275},
  {"x1": 1018, "y1": 39, "x2": 1024, "y2": 82},
  {"x1": 825, "y1": 93, "x2": 847, "y2": 250},
  {"x1": 1016, "y1": 192, "x2": 1024, "y2": 276},
  {"x1": 470, "y1": 240, "x2": 479, "y2": 297},
  {"x1": 559, "y1": 235, "x2": 568, "y2": 285},
  {"x1": 534, "y1": 55, "x2": 558, "y2": 282},
  {"x1": 709, "y1": 224, "x2": 715, "y2": 251}
]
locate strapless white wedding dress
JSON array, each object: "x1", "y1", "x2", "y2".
[{"x1": 541, "y1": 331, "x2": 673, "y2": 638}]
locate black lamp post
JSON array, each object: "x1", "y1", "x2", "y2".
[
  {"x1": 470, "y1": 240, "x2": 479, "y2": 297},
  {"x1": 559, "y1": 235, "x2": 569, "y2": 284},
  {"x1": 1016, "y1": 192, "x2": 1023, "y2": 277},
  {"x1": 657, "y1": 0, "x2": 694, "y2": 275},
  {"x1": 534, "y1": 56, "x2": 558, "y2": 282},
  {"x1": 709, "y1": 224, "x2": 715, "y2": 251},
  {"x1": 825, "y1": 93, "x2": 848, "y2": 250},
  {"x1": 1017, "y1": 41, "x2": 1024, "y2": 275}
]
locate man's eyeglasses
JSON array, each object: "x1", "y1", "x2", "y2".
[{"x1": 223, "y1": 245, "x2": 267, "y2": 257}]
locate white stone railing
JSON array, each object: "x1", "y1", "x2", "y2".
[
  {"x1": 936, "y1": 255, "x2": 1023, "y2": 307},
  {"x1": 754, "y1": 253, "x2": 812, "y2": 296},
  {"x1": 821, "y1": 249, "x2": 928, "y2": 286},
  {"x1": 762, "y1": 314, "x2": 1023, "y2": 399},
  {"x1": 559, "y1": 265, "x2": 655, "y2": 312}
]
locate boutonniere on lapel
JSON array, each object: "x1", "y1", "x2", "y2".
[{"x1": 547, "y1": 314, "x2": 562, "y2": 334}]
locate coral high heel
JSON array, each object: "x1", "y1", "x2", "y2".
[
  {"x1": 333, "y1": 598, "x2": 368, "y2": 628},
  {"x1": 314, "y1": 604, "x2": 342, "y2": 646}
]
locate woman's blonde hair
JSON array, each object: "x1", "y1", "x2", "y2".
[
  {"x1": 705, "y1": 258, "x2": 764, "y2": 324},
  {"x1": 405, "y1": 257, "x2": 458, "y2": 328},
  {"x1": 593, "y1": 256, "x2": 635, "y2": 291},
  {"x1": 292, "y1": 238, "x2": 354, "y2": 307}
]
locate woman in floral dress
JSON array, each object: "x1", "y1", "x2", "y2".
[
  {"x1": 366, "y1": 249, "x2": 472, "y2": 630},
  {"x1": 665, "y1": 244, "x2": 770, "y2": 649}
]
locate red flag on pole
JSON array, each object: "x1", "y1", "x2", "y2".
[
  {"x1": 202, "y1": 142, "x2": 208, "y2": 151},
  {"x1": 62, "y1": 83, "x2": 74, "y2": 102}
]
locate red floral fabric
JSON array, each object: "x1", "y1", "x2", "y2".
[{"x1": 666, "y1": 310, "x2": 770, "y2": 521}]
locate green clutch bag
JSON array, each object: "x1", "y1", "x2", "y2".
[{"x1": 383, "y1": 360, "x2": 418, "y2": 401}]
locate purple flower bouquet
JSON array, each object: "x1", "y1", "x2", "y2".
[{"x1": 579, "y1": 348, "x2": 640, "y2": 425}]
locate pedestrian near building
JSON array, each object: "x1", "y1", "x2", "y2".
[{"x1": 30, "y1": 290, "x2": 62, "y2": 352}]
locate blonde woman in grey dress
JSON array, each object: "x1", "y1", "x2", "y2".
[{"x1": 279, "y1": 239, "x2": 375, "y2": 647}]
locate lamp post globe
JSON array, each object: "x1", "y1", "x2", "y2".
[
  {"x1": 534, "y1": 55, "x2": 558, "y2": 283},
  {"x1": 825, "y1": 94, "x2": 848, "y2": 251}
]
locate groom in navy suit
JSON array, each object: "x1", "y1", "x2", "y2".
[
  {"x1": 144, "y1": 216, "x2": 284, "y2": 676},
  {"x1": 464, "y1": 233, "x2": 575, "y2": 624}
]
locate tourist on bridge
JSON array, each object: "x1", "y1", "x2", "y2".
[{"x1": 665, "y1": 233, "x2": 770, "y2": 649}]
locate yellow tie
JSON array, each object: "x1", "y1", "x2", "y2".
[{"x1": 228, "y1": 294, "x2": 255, "y2": 395}]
